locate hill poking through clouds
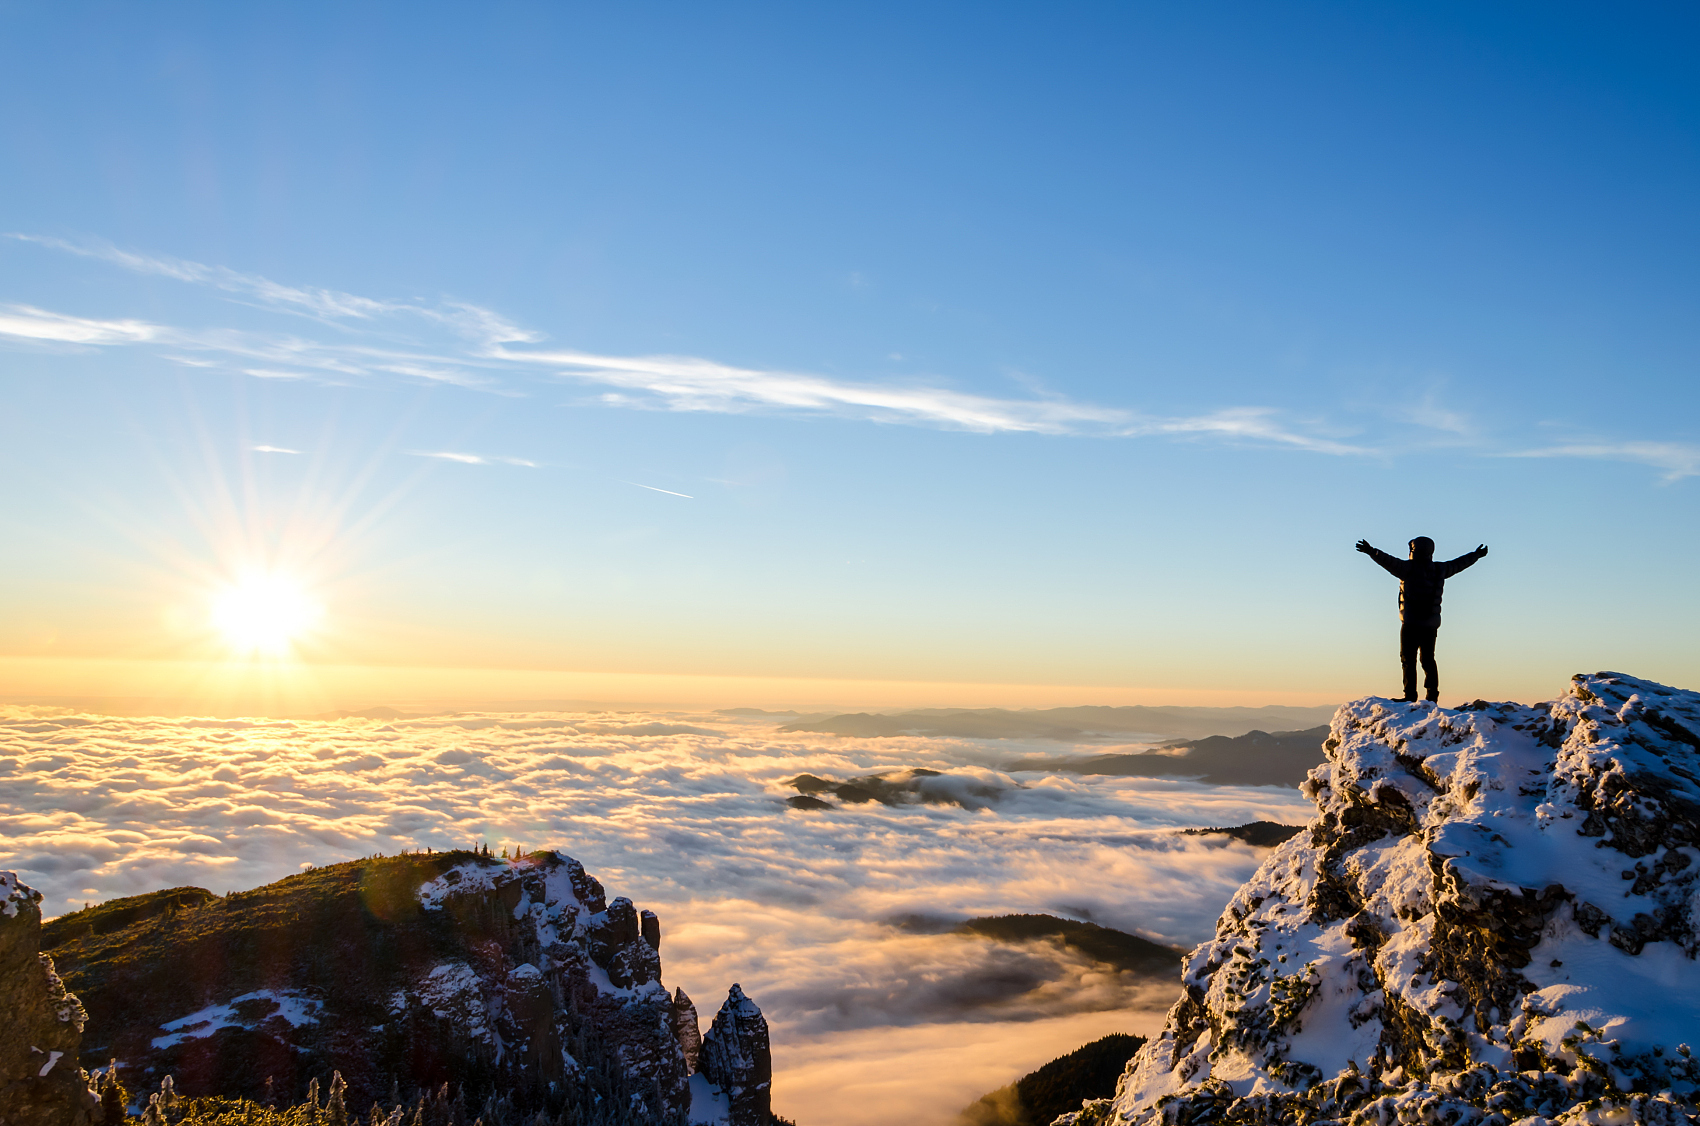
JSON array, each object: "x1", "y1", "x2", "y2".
[{"x1": 1004, "y1": 727, "x2": 1334, "y2": 788}]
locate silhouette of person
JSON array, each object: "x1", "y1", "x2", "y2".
[{"x1": 1356, "y1": 536, "x2": 1487, "y2": 703}]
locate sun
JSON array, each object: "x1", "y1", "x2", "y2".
[{"x1": 210, "y1": 573, "x2": 322, "y2": 655}]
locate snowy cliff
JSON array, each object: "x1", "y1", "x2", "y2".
[{"x1": 1070, "y1": 672, "x2": 1700, "y2": 1125}]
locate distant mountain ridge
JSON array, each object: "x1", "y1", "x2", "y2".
[
  {"x1": 1003, "y1": 726, "x2": 1332, "y2": 788},
  {"x1": 775, "y1": 704, "x2": 1337, "y2": 742}
]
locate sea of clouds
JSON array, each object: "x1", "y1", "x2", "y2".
[{"x1": 0, "y1": 707, "x2": 1315, "y2": 1126}]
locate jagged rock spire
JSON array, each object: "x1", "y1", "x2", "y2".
[
  {"x1": 699, "y1": 984, "x2": 772, "y2": 1126},
  {"x1": 672, "y1": 987, "x2": 702, "y2": 1074}
]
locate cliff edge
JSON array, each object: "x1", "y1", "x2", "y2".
[{"x1": 1069, "y1": 672, "x2": 1700, "y2": 1126}]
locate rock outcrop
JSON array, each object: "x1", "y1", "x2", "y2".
[
  {"x1": 673, "y1": 988, "x2": 702, "y2": 1075},
  {"x1": 695, "y1": 985, "x2": 772, "y2": 1126},
  {"x1": 1, "y1": 872, "x2": 99, "y2": 1126},
  {"x1": 42, "y1": 850, "x2": 765, "y2": 1124},
  {"x1": 1068, "y1": 673, "x2": 1700, "y2": 1125}
]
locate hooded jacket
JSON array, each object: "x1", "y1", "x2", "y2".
[{"x1": 1364, "y1": 540, "x2": 1484, "y2": 624}]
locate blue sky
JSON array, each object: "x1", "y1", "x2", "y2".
[{"x1": 2, "y1": 2, "x2": 1697, "y2": 707}]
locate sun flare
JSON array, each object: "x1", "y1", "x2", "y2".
[{"x1": 211, "y1": 574, "x2": 322, "y2": 655}]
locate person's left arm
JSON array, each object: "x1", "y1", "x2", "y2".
[{"x1": 1442, "y1": 544, "x2": 1488, "y2": 578}]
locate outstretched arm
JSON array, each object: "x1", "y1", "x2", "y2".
[
  {"x1": 1441, "y1": 544, "x2": 1488, "y2": 578},
  {"x1": 1356, "y1": 540, "x2": 1407, "y2": 578}
]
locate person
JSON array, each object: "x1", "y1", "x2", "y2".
[{"x1": 1356, "y1": 536, "x2": 1488, "y2": 703}]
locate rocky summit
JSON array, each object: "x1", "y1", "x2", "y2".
[
  {"x1": 1063, "y1": 672, "x2": 1700, "y2": 1126},
  {"x1": 38, "y1": 849, "x2": 774, "y2": 1125}
]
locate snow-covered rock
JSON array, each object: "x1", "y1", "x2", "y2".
[
  {"x1": 696, "y1": 985, "x2": 772, "y2": 1126},
  {"x1": 1077, "y1": 673, "x2": 1700, "y2": 1126}
]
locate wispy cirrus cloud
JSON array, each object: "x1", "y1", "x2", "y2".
[
  {"x1": 1507, "y1": 441, "x2": 1700, "y2": 482},
  {"x1": 406, "y1": 450, "x2": 540, "y2": 468},
  {"x1": 491, "y1": 345, "x2": 1370, "y2": 452},
  {"x1": 8, "y1": 234, "x2": 537, "y2": 345},
  {"x1": 0, "y1": 303, "x2": 163, "y2": 345},
  {"x1": 0, "y1": 235, "x2": 1368, "y2": 453},
  {"x1": 5, "y1": 234, "x2": 1687, "y2": 477}
]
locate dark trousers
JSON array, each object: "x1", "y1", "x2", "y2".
[{"x1": 1401, "y1": 618, "x2": 1440, "y2": 701}]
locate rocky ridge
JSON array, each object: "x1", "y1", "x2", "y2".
[
  {"x1": 1, "y1": 871, "x2": 99, "y2": 1126},
  {"x1": 40, "y1": 850, "x2": 775, "y2": 1125},
  {"x1": 1066, "y1": 672, "x2": 1700, "y2": 1126}
]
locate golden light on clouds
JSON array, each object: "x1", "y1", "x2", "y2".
[{"x1": 210, "y1": 573, "x2": 322, "y2": 656}]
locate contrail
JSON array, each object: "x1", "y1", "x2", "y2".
[{"x1": 628, "y1": 481, "x2": 693, "y2": 499}]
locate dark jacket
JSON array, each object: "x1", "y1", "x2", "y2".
[{"x1": 1365, "y1": 547, "x2": 1483, "y2": 624}]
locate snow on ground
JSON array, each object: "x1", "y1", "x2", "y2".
[
  {"x1": 151, "y1": 990, "x2": 322, "y2": 1050},
  {"x1": 0, "y1": 706, "x2": 1313, "y2": 1126}
]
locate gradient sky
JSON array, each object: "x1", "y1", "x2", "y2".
[{"x1": 3, "y1": 2, "x2": 1698, "y2": 710}]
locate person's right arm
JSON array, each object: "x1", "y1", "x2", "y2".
[{"x1": 1356, "y1": 540, "x2": 1407, "y2": 578}]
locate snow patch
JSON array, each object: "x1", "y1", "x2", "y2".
[
  {"x1": 687, "y1": 1073, "x2": 731, "y2": 1125},
  {"x1": 1, "y1": 870, "x2": 36, "y2": 917},
  {"x1": 151, "y1": 991, "x2": 322, "y2": 1050}
]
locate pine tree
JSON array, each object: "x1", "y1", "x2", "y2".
[
  {"x1": 99, "y1": 1060, "x2": 130, "y2": 1125},
  {"x1": 326, "y1": 1072, "x2": 348, "y2": 1126}
]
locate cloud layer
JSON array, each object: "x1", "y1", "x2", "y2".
[{"x1": 1, "y1": 706, "x2": 1313, "y2": 1125}]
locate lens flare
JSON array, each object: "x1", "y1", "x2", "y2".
[{"x1": 211, "y1": 574, "x2": 321, "y2": 655}]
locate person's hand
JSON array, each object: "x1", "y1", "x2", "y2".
[
  {"x1": 1355, "y1": 539, "x2": 1373, "y2": 554},
  {"x1": 1476, "y1": 544, "x2": 1489, "y2": 558}
]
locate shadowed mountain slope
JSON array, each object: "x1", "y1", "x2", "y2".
[
  {"x1": 955, "y1": 915, "x2": 1183, "y2": 977},
  {"x1": 959, "y1": 1034, "x2": 1148, "y2": 1126}
]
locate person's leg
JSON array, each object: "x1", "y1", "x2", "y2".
[
  {"x1": 1421, "y1": 623, "x2": 1440, "y2": 701},
  {"x1": 1399, "y1": 621, "x2": 1419, "y2": 701}
]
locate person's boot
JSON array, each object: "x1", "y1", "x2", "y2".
[{"x1": 1402, "y1": 691, "x2": 1418, "y2": 702}]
